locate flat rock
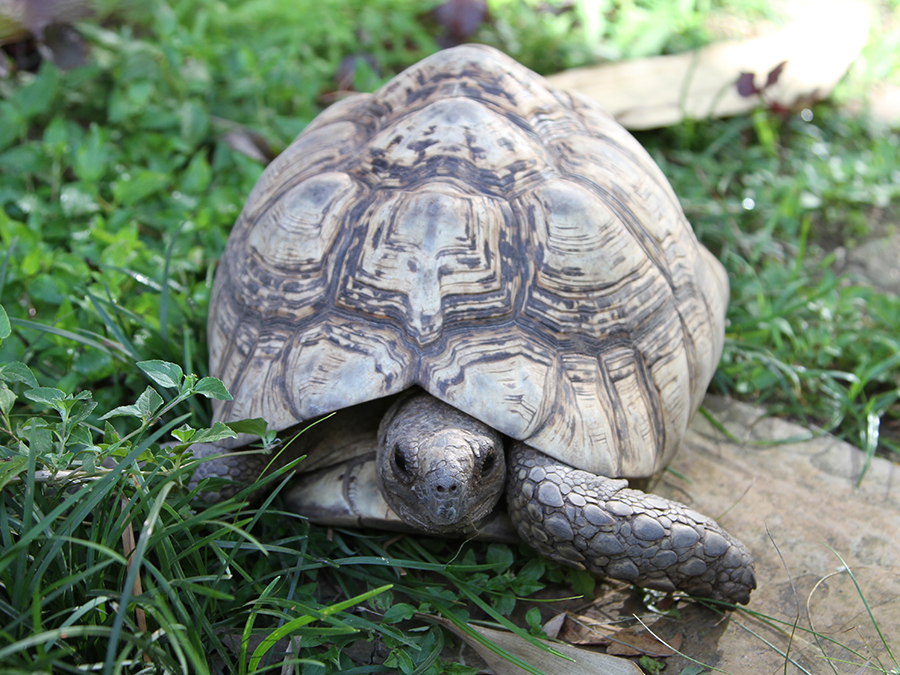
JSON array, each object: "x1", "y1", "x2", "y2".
[
  {"x1": 631, "y1": 396, "x2": 900, "y2": 673},
  {"x1": 835, "y1": 231, "x2": 900, "y2": 295},
  {"x1": 869, "y1": 83, "x2": 900, "y2": 127}
]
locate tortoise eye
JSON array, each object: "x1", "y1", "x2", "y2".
[
  {"x1": 393, "y1": 444, "x2": 412, "y2": 480},
  {"x1": 479, "y1": 448, "x2": 497, "y2": 478}
]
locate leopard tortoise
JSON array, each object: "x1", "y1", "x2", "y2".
[{"x1": 191, "y1": 44, "x2": 756, "y2": 604}]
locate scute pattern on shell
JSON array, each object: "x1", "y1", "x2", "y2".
[{"x1": 208, "y1": 44, "x2": 728, "y2": 479}]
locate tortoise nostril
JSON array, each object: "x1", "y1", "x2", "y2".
[{"x1": 435, "y1": 479, "x2": 459, "y2": 494}]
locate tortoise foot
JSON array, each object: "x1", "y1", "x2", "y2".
[{"x1": 507, "y1": 444, "x2": 756, "y2": 605}]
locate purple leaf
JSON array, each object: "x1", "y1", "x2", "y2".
[
  {"x1": 434, "y1": 0, "x2": 487, "y2": 43},
  {"x1": 765, "y1": 60, "x2": 788, "y2": 89},
  {"x1": 737, "y1": 72, "x2": 758, "y2": 97}
]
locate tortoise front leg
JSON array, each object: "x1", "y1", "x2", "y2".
[{"x1": 506, "y1": 444, "x2": 756, "y2": 604}]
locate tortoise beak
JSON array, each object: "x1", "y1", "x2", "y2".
[
  {"x1": 418, "y1": 458, "x2": 470, "y2": 526},
  {"x1": 434, "y1": 504, "x2": 460, "y2": 524}
]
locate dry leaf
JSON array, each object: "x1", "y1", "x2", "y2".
[
  {"x1": 423, "y1": 614, "x2": 642, "y2": 675},
  {"x1": 605, "y1": 630, "x2": 682, "y2": 657},
  {"x1": 541, "y1": 612, "x2": 566, "y2": 640},
  {"x1": 559, "y1": 612, "x2": 620, "y2": 645},
  {"x1": 560, "y1": 619, "x2": 611, "y2": 645},
  {"x1": 220, "y1": 128, "x2": 275, "y2": 164}
]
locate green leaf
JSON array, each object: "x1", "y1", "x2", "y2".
[
  {"x1": 0, "y1": 455, "x2": 27, "y2": 492},
  {"x1": 43, "y1": 116, "x2": 71, "y2": 154},
  {"x1": 74, "y1": 123, "x2": 109, "y2": 183},
  {"x1": 515, "y1": 558, "x2": 545, "y2": 584},
  {"x1": 0, "y1": 385, "x2": 15, "y2": 415},
  {"x1": 189, "y1": 422, "x2": 238, "y2": 445},
  {"x1": 181, "y1": 151, "x2": 212, "y2": 194},
  {"x1": 13, "y1": 63, "x2": 59, "y2": 118},
  {"x1": 19, "y1": 418, "x2": 53, "y2": 454},
  {"x1": 107, "y1": 440, "x2": 134, "y2": 457},
  {"x1": 382, "y1": 603, "x2": 417, "y2": 624},
  {"x1": 248, "y1": 584, "x2": 391, "y2": 671},
  {"x1": 525, "y1": 606, "x2": 543, "y2": 633},
  {"x1": 67, "y1": 425, "x2": 94, "y2": 448},
  {"x1": 0, "y1": 304, "x2": 9, "y2": 339},
  {"x1": 639, "y1": 656, "x2": 666, "y2": 675},
  {"x1": 101, "y1": 387, "x2": 164, "y2": 421},
  {"x1": 135, "y1": 386, "x2": 165, "y2": 418},
  {"x1": 104, "y1": 421, "x2": 121, "y2": 443},
  {"x1": 0, "y1": 362, "x2": 39, "y2": 388},
  {"x1": 491, "y1": 593, "x2": 516, "y2": 617},
  {"x1": 73, "y1": 350, "x2": 114, "y2": 380},
  {"x1": 225, "y1": 418, "x2": 269, "y2": 438},
  {"x1": 60, "y1": 185, "x2": 101, "y2": 217},
  {"x1": 21, "y1": 246, "x2": 43, "y2": 276},
  {"x1": 486, "y1": 544, "x2": 514, "y2": 572},
  {"x1": 567, "y1": 568, "x2": 595, "y2": 599},
  {"x1": 0, "y1": 101, "x2": 25, "y2": 150},
  {"x1": 385, "y1": 648, "x2": 416, "y2": 673},
  {"x1": 66, "y1": 394, "x2": 98, "y2": 428},
  {"x1": 100, "y1": 404, "x2": 143, "y2": 420},
  {"x1": 172, "y1": 424, "x2": 196, "y2": 443},
  {"x1": 675, "y1": 666, "x2": 706, "y2": 675},
  {"x1": 112, "y1": 170, "x2": 169, "y2": 206},
  {"x1": 109, "y1": 79, "x2": 155, "y2": 123},
  {"x1": 24, "y1": 387, "x2": 67, "y2": 407},
  {"x1": 138, "y1": 360, "x2": 184, "y2": 389},
  {"x1": 179, "y1": 99, "x2": 210, "y2": 147},
  {"x1": 194, "y1": 377, "x2": 232, "y2": 400}
]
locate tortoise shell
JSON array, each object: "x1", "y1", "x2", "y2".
[{"x1": 208, "y1": 44, "x2": 728, "y2": 479}]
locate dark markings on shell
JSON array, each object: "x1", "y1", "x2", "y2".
[{"x1": 208, "y1": 45, "x2": 728, "y2": 479}]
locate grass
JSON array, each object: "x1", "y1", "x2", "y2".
[
  {"x1": 644, "y1": 107, "x2": 900, "y2": 468},
  {"x1": 1, "y1": 0, "x2": 899, "y2": 673}
]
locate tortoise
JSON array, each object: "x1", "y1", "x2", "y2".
[{"x1": 191, "y1": 44, "x2": 756, "y2": 604}]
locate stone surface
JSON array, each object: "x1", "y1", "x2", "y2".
[
  {"x1": 631, "y1": 396, "x2": 900, "y2": 673},
  {"x1": 868, "y1": 82, "x2": 900, "y2": 127},
  {"x1": 835, "y1": 231, "x2": 900, "y2": 295}
]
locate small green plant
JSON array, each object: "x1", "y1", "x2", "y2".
[
  {"x1": 1, "y1": 315, "x2": 566, "y2": 673},
  {"x1": 1, "y1": 357, "x2": 236, "y2": 482}
]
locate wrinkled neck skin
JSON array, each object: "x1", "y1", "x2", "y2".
[{"x1": 376, "y1": 391, "x2": 506, "y2": 534}]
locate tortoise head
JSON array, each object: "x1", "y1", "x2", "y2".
[{"x1": 376, "y1": 392, "x2": 506, "y2": 534}]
